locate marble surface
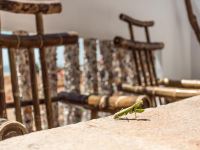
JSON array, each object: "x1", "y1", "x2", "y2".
[{"x1": 0, "y1": 96, "x2": 200, "y2": 150}]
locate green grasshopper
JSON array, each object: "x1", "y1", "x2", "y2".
[{"x1": 113, "y1": 97, "x2": 145, "y2": 119}]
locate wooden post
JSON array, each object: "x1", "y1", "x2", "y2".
[
  {"x1": 0, "y1": 49, "x2": 6, "y2": 118},
  {"x1": 0, "y1": 33, "x2": 78, "y2": 49},
  {"x1": 185, "y1": 0, "x2": 200, "y2": 45},
  {"x1": 0, "y1": 15, "x2": 7, "y2": 118},
  {"x1": 8, "y1": 48, "x2": 22, "y2": 123},
  {"x1": 128, "y1": 23, "x2": 142, "y2": 85},
  {"x1": 128, "y1": 22, "x2": 147, "y2": 86},
  {"x1": 35, "y1": 13, "x2": 53, "y2": 129},
  {"x1": 45, "y1": 46, "x2": 59, "y2": 127},
  {"x1": 121, "y1": 84, "x2": 200, "y2": 100},
  {"x1": 144, "y1": 27, "x2": 158, "y2": 86},
  {"x1": 27, "y1": 48, "x2": 42, "y2": 131},
  {"x1": 144, "y1": 27, "x2": 163, "y2": 105},
  {"x1": 14, "y1": 30, "x2": 34, "y2": 132}
]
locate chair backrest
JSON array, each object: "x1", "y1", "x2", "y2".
[
  {"x1": 114, "y1": 13, "x2": 166, "y2": 106},
  {"x1": 119, "y1": 13, "x2": 159, "y2": 87},
  {"x1": 0, "y1": 0, "x2": 79, "y2": 131}
]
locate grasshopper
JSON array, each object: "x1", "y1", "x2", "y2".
[{"x1": 113, "y1": 96, "x2": 145, "y2": 119}]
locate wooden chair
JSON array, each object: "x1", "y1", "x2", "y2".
[
  {"x1": 114, "y1": 13, "x2": 200, "y2": 105},
  {"x1": 0, "y1": 0, "x2": 79, "y2": 138},
  {"x1": 0, "y1": 1, "x2": 152, "y2": 140}
]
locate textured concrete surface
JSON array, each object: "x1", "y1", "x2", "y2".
[{"x1": 0, "y1": 96, "x2": 200, "y2": 150}]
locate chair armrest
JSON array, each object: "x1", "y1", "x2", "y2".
[
  {"x1": 114, "y1": 36, "x2": 164, "y2": 51},
  {"x1": 120, "y1": 13, "x2": 154, "y2": 27},
  {"x1": 0, "y1": 119, "x2": 27, "y2": 141},
  {"x1": 158, "y1": 78, "x2": 200, "y2": 89}
]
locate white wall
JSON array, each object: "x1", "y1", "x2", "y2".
[{"x1": 1, "y1": 0, "x2": 193, "y2": 79}]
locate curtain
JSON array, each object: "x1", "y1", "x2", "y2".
[{"x1": 63, "y1": 44, "x2": 83, "y2": 124}]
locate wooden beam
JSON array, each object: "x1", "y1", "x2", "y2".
[
  {"x1": 120, "y1": 13, "x2": 154, "y2": 27},
  {"x1": 0, "y1": 33, "x2": 78, "y2": 48},
  {"x1": 185, "y1": 0, "x2": 200, "y2": 44},
  {"x1": 114, "y1": 36, "x2": 164, "y2": 51},
  {"x1": 158, "y1": 78, "x2": 200, "y2": 89},
  {"x1": 0, "y1": 0, "x2": 62, "y2": 14},
  {"x1": 6, "y1": 92, "x2": 152, "y2": 111},
  {"x1": 120, "y1": 84, "x2": 200, "y2": 100},
  {"x1": 35, "y1": 13, "x2": 53, "y2": 129}
]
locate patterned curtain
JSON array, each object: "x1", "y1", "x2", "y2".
[
  {"x1": 98, "y1": 40, "x2": 114, "y2": 95},
  {"x1": 83, "y1": 39, "x2": 99, "y2": 119},
  {"x1": 63, "y1": 44, "x2": 83, "y2": 124},
  {"x1": 83, "y1": 39, "x2": 98, "y2": 94}
]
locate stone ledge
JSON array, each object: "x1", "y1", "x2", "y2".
[{"x1": 0, "y1": 96, "x2": 200, "y2": 150}]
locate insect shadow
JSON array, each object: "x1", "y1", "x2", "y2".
[{"x1": 117, "y1": 118, "x2": 150, "y2": 122}]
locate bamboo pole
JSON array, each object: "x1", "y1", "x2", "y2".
[
  {"x1": 27, "y1": 48, "x2": 42, "y2": 131},
  {"x1": 120, "y1": 84, "x2": 200, "y2": 101},
  {"x1": 144, "y1": 27, "x2": 159, "y2": 86},
  {"x1": 0, "y1": 33, "x2": 78, "y2": 49},
  {"x1": 14, "y1": 30, "x2": 34, "y2": 132},
  {"x1": 35, "y1": 13, "x2": 53, "y2": 129},
  {"x1": 127, "y1": 20, "x2": 148, "y2": 85},
  {"x1": 8, "y1": 48, "x2": 22, "y2": 122},
  {"x1": 114, "y1": 37, "x2": 164, "y2": 51},
  {"x1": 159, "y1": 78, "x2": 200, "y2": 89},
  {"x1": 185, "y1": 0, "x2": 200, "y2": 45},
  {"x1": 144, "y1": 27, "x2": 154, "y2": 85},
  {"x1": 0, "y1": 14, "x2": 6, "y2": 118},
  {"x1": 0, "y1": 49, "x2": 6, "y2": 118},
  {"x1": 128, "y1": 22, "x2": 146, "y2": 85},
  {"x1": 6, "y1": 92, "x2": 152, "y2": 111},
  {"x1": 120, "y1": 13, "x2": 154, "y2": 27},
  {"x1": 144, "y1": 27, "x2": 163, "y2": 105},
  {"x1": 87, "y1": 95, "x2": 152, "y2": 110},
  {"x1": 120, "y1": 15, "x2": 141, "y2": 85},
  {"x1": 45, "y1": 46, "x2": 59, "y2": 127}
]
